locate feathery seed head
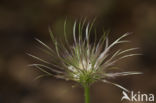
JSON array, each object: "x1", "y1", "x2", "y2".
[{"x1": 28, "y1": 18, "x2": 142, "y2": 90}]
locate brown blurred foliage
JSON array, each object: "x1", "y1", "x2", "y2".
[{"x1": 0, "y1": 0, "x2": 156, "y2": 103}]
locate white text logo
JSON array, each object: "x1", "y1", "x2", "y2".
[{"x1": 121, "y1": 91, "x2": 154, "y2": 102}]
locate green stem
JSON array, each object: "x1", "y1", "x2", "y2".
[{"x1": 84, "y1": 85, "x2": 90, "y2": 103}]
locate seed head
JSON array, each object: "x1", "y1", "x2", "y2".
[{"x1": 28, "y1": 19, "x2": 142, "y2": 91}]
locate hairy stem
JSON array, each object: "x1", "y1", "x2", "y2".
[{"x1": 84, "y1": 85, "x2": 90, "y2": 103}]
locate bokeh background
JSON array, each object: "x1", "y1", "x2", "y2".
[{"x1": 0, "y1": 0, "x2": 156, "y2": 103}]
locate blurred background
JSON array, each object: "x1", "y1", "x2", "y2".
[{"x1": 0, "y1": 0, "x2": 156, "y2": 103}]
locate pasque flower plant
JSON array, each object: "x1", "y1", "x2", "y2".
[{"x1": 28, "y1": 18, "x2": 142, "y2": 103}]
